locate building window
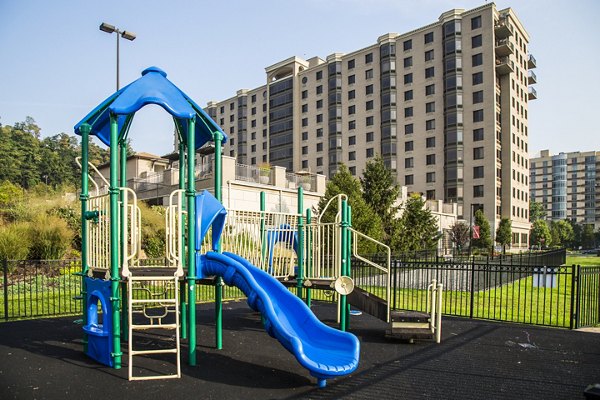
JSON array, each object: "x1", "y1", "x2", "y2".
[
  {"x1": 349, "y1": 136, "x2": 356, "y2": 145},
  {"x1": 302, "y1": 118, "x2": 308, "y2": 127},
  {"x1": 473, "y1": 128, "x2": 484, "y2": 141},
  {"x1": 366, "y1": 116, "x2": 374, "y2": 126},
  {"x1": 302, "y1": 146, "x2": 308, "y2": 155},
  {"x1": 365, "y1": 52, "x2": 373, "y2": 63},
  {"x1": 317, "y1": 157, "x2": 323, "y2": 166},
  {"x1": 365, "y1": 69, "x2": 374, "y2": 79},
  {"x1": 473, "y1": 72, "x2": 483, "y2": 85},
  {"x1": 348, "y1": 59, "x2": 355, "y2": 69},
  {"x1": 405, "y1": 141, "x2": 414, "y2": 151},
  {"x1": 405, "y1": 124, "x2": 414, "y2": 134},
  {"x1": 366, "y1": 131, "x2": 374, "y2": 142},
  {"x1": 316, "y1": 114, "x2": 323, "y2": 123},
  {"x1": 316, "y1": 99, "x2": 323, "y2": 109},
  {"x1": 251, "y1": 107, "x2": 256, "y2": 115},
  {"x1": 302, "y1": 104, "x2": 308, "y2": 113},
  {"x1": 426, "y1": 119, "x2": 436, "y2": 130},
  {"x1": 426, "y1": 189, "x2": 435, "y2": 199},
  {"x1": 425, "y1": 102, "x2": 435, "y2": 113},
  {"x1": 366, "y1": 148, "x2": 374, "y2": 157},
  {"x1": 316, "y1": 85, "x2": 323, "y2": 94},
  {"x1": 404, "y1": 73, "x2": 413, "y2": 84},
  {"x1": 473, "y1": 90, "x2": 484, "y2": 104},
  {"x1": 472, "y1": 34, "x2": 482, "y2": 48},
  {"x1": 317, "y1": 142, "x2": 323, "y2": 151},
  {"x1": 348, "y1": 89, "x2": 355, "y2": 100},
  {"x1": 348, "y1": 105, "x2": 356, "y2": 115},
  {"x1": 349, "y1": 151, "x2": 356, "y2": 161},
  {"x1": 426, "y1": 137, "x2": 435, "y2": 148},
  {"x1": 366, "y1": 84, "x2": 374, "y2": 95},
  {"x1": 405, "y1": 157, "x2": 414, "y2": 168},
  {"x1": 366, "y1": 100, "x2": 374, "y2": 110},
  {"x1": 403, "y1": 39, "x2": 412, "y2": 51},
  {"x1": 348, "y1": 120, "x2": 356, "y2": 130},
  {"x1": 405, "y1": 175, "x2": 414, "y2": 185},
  {"x1": 302, "y1": 160, "x2": 308, "y2": 169},
  {"x1": 425, "y1": 49, "x2": 434, "y2": 62},
  {"x1": 230, "y1": 102, "x2": 235, "y2": 110},
  {"x1": 316, "y1": 128, "x2": 323, "y2": 137},
  {"x1": 474, "y1": 166, "x2": 484, "y2": 179},
  {"x1": 404, "y1": 90, "x2": 413, "y2": 101},
  {"x1": 404, "y1": 56, "x2": 413, "y2": 68},
  {"x1": 473, "y1": 147, "x2": 484, "y2": 160},
  {"x1": 404, "y1": 107, "x2": 413, "y2": 118},
  {"x1": 426, "y1": 154, "x2": 436, "y2": 165},
  {"x1": 349, "y1": 166, "x2": 356, "y2": 175},
  {"x1": 426, "y1": 172, "x2": 435, "y2": 183},
  {"x1": 348, "y1": 74, "x2": 356, "y2": 85},
  {"x1": 230, "y1": 115, "x2": 234, "y2": 122},
  {"x1": 220, "y1": 106, "x2": 225, "y2": 114},
  {"x1": 472, "y1": 53, "x2": 483, "y2": 67},
  {"x1": 425, "y1": 84, "x2": 435, "y2": 96},
  {"x1": 316, "y1": 70, "x2": 323, "y2": 80},
  {"x1": 473, "y1": 109, "x2": 484, "y2": 122},
  {"x1": 302, "y1": 131, "x2": 308, "y2": 141},
  {"x1": 471, "y1": 15, "x2": 482, "y2": 30},
  {"x1": 474, "y1": 185, "x2": 484, "y2": 197},
  {"x1": 424, "y1": 32, "x2": 434, "y2": 44},
  {"x1": 425, "y1": 66, "x2": 435, "y2": 78},
  {"x1": 302, "y1": 90, "x2": 308, "y2": 99}
]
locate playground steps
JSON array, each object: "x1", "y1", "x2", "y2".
[
  {"x1": 127, "y1": 274, "x2": 181, "y2": 381},
  {"x1": 347, "y1": 286, "x2": 388, "y2": 322}
]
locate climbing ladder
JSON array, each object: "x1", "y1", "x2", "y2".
[{"x1": 127, "y1": 275, "x2": 181, "y2": 380}]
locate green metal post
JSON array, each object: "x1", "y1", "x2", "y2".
[
  {"x1": 119, "y1": 141, "x2": 128, "y2": 342},
  {"x1": 109, "y1": 114, "x2": 122, "y2": 369},
  {"x1": 296, "y1": 187, "x2": 304, "y2": 299},
  {"x1": 79, "y1": 123, "x2": 91, "y2": 353},
  {"x1": 339, "y1": 200, "x2": 349, "y2": 332},
  {"x1": 186, "y1": 119, "x2": 197, "y2": 365},
  {"x1": 306, "y1": 208, "x2": 312, "y2": 307},
  {"x1": 179, "y1": 142, "x2": 187, "y2": 340},
  {"x1": 213, "y1": 131, "x2": 224, "y2": 350}
]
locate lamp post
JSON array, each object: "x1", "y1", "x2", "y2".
[{"x1": 99, "y1": 22, "x2": 136, "y2": 91}]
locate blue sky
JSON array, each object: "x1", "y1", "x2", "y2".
[{"x1": 1, "y1": 0, "x2": 599, "y2": 157}]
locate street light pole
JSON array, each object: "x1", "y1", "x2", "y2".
[{"x1": 99, "y1": 22, "x2": 136, "y2": 91}]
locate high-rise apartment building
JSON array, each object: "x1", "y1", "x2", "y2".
[
  {"x1": 530, "y1": 150, "x2": 600, "y2": 229},
  {"x1": 204, "y1": 3, "x2": 536, "y2": 249}
]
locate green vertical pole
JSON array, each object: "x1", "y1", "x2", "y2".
[
  {"x1": 339, "y1": 200, "x2": 348, "y2": 332},
  {"x1": 109, "y1": 114, "x2": 122, "y2": 369},
  {"x1": 186, "y1": 119, "x2": 197, "y2": 366},
  {"x1": 79, "y1": 123, "x2": 91, "y2": 353},
  {"x1": 179, "y1": 142, "x2": 187, "y2": 340},
  {"x1": 213, "y1": 131, "x2": 224, "y2": 350},
  {"x1": 306, "y1": 208, "x2": 312, "y2": 307},
  {"x1": 119, "y1": 141, "x2": 128, "y2": 342},
  {"x1": 296, "y1": 188, "x2": 304, "y2": 299}
]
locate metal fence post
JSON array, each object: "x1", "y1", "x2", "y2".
[
  {"x1": 3, "y1": 259, "x2": 8, "y2": 321},
  {"x1": 569, "y1": 264, "x2": 576, "y2": 329},
  {"x1": 469, "y1": 257, "x2": 475, "y2": 319}
]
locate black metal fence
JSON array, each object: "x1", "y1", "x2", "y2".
[{"x1": 397, "y1": 248, "x2": 567, "y2": 267}]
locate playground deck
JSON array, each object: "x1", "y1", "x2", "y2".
[{"x1": 1, "y1": 301, "x2": 598, "y2": 400}]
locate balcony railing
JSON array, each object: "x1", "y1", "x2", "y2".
[
  {"x1": 528, "y1": 54, "x2": 537, "y2": 69},
  {"x1": 495, "y1": 39, "x2": 514, "y2": 57},
  {"x1": 494, "y1": 17, "x2": 513, "y2": 39},
  {"x1": 528, "y1": 87, "x2": 538, "y2": 100},
  {"x1": 495, "y1": 56, "x2": 514, "y2": 75},
  {"x1": 528, "y1": 70, "x2": 537, "y2": 85}
]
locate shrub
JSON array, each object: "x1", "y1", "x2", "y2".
[
  {"x1": 0, "y1": 223, "x2": 31, "y2": 260},
  {"x1": 28, "y1": 215, "x2": 73, "y2": 260},
  {"x1": 138, "y1": 202, "x2": 166, "y2": 259}
]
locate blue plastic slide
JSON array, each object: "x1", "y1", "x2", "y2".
[{"x1": 199, "y1": 251, "x2": 360, "y2": 387}]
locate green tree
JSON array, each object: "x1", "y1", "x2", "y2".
[
  {"x1": 550, "y1": 220, "x2": 574, "y2": 248},
  {"x1": 530, "y1": 219, "x2": 551, "y2": 248},
  {"x1": 395, "y1": 193, "x2": 441, "y2": 253},
  {"x1": 495, "y1": 217, "x2": 512, "y2": 254},
  {"x1": 360, "y1": 155, "x2": 401, "y2": 249},
  {"x1": 318, "y1": 164, "x2": 383, "y2": 251},
  {"x1": 449, "y1": 221, "x2": 470, "y2": 252},
  {"x1": 582, "y1": 224, "x2": 596, "y2": 249},
  {"x1": 529, "y1": 200, "x2": 547, "y2": 222},
  {"x1": 472, "y1": 209, "x2": 492, "y2": 251}
]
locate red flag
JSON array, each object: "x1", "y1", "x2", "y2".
[{"x1": 472, "y1": 225, "x2": 480, "y2": 239}]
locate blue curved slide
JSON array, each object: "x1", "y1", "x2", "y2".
[{"x1": 199, "y1": 251, "x2": 360, "y2": 387}]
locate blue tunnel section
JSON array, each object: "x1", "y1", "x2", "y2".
[
  {"x1": 194, "y1": 190, "x2": 360, "y2": 386},
  {"x1": 82, "y1": 277, "x2": 114, "y2": 367}
]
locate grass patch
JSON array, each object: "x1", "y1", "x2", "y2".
[{"x1": 565, "y1": 255, "x2": 600, "y2": 267}]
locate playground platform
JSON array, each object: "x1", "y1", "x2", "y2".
[{"x1": 1, "y1": 300, "x2": 598, "y2": 400}]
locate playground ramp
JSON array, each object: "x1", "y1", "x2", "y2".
[{"x1": 200, "y1": 251, "x2": 360, "y2": 387}]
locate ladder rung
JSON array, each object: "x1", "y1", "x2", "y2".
[
  {"x1": 131, "y1": 323, "x2": 178, "y2": 330},
  {"x1": 129, "y1": 374, "x2": 180, "y2": 381},
  {"x1": 129, "y1": 276, "x2": 178, "y2": 282},
  {"x1": 131, "y1": 348, "x2": 178, "y2": 356},
  {"x1": 131, "y1": 299, "x2": 177, "y2": 304}
]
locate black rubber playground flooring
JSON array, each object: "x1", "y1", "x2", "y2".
[{"x1": 1, "y1": 300, "x2": 598, "y2": 400}]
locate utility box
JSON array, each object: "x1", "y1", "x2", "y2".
[{"x1": 533, "y1": 266, "x2": 557, "y2": 288}]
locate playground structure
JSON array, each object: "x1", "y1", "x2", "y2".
[{"x1": 74, "y1": 66, "x2": 441, "y2": 386}]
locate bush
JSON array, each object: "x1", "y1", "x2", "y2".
[
  {"x1": 138, "y1": 202, "x2": 166, "y2": 259},
  {"x1": 0, "y1": 223, "x2": 31, "y2": 260},
  {"x1": 28, "y1": 215, "x2": 73, "y2": 260}
]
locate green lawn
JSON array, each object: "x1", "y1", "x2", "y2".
[{"x1": 565, "y1": 255, "x2": 600, "y2": 267}]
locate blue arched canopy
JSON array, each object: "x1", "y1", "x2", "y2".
[{"x1": 74, "y1": 66, "x2": 227, "y2": 148}]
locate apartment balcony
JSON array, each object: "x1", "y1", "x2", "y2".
[
  {"x1": 528, "y1": 54, "x2": 537, "y2": 69},
  {"x1": 495, "y1": 56, "x2": 514, "y2": 75},
  {"x1": 528, "y1": 87, "x2": 538, "y2": 100},
  {"x1": 494, "y1": 17, "x2": 513, "y2": 39},
  {"x1": 495, "y1": 39, "x2": 514, "y2": 57},
  {"x1": 528, "y1": 70, "x2": 537, "y2": 85}
]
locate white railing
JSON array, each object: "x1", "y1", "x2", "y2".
[
  {"x1": 76, "y1": 157, "x2": 109, "y2": 196},
  {"x1": 427, "y1": 279, "x2": 443, "y2": 343},
  {"x1": 119, "y1": 187, "x2": 140, "y2": 278},
  {"x1": 166, "y1": 189, "x2": 185, "y2": 277}
]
